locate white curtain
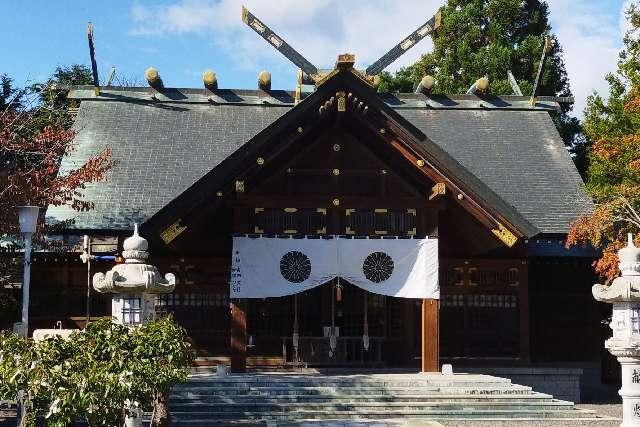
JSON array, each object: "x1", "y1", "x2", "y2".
[{"x1": 230, "y1": 236, "x2": 438, "y2": 299}]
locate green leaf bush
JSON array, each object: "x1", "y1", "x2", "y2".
[{"x1": 0, "y1": 315, "x2": 195, "y2": 426}]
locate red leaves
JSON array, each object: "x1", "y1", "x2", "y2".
[
  {"x1": 0, "y1": 110, "x2": 115, "y2": 235},
  {"x1": 567, "y1": 197, "x2": 640, "y2": 284}
]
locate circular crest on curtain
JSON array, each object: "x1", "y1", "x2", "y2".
[
  {"x1": 280, "y1": 251, "x2": 311, "y2": 283},
  {"x1": 363, "y1": 251, "x2": 394, "y2": 283}
]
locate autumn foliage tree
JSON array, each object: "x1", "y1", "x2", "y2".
[
  {"x1": 567, "y1": 3, "x2": 640, "y2": 283},
  {"x1": 0, "y1": 66, "x2": 114, "y2": 326},
  {"x1": 1, "y1": 66, "x2": 113, "y2": 235}
]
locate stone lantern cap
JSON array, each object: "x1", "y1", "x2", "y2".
[
  {"x1": 593, "y1": 233, "x2": 640, "y2": 303},
  {"x1": 93, "y1": 224, "x2": 176, "y2": 294}
]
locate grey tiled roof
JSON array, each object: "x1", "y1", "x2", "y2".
[
  {"x1": 397, "y1": 109, "x2": 594, "y2": 234},
  {"x1": 46, "y1": 88, "x2": 593, "y2": 235},
  {"x1": 47, "y1": 99, "x2": 288, "y2": 230}
]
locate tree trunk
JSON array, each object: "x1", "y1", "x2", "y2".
[{"x1": 151, "y1": 390, "x2": 170, "y2": 427}]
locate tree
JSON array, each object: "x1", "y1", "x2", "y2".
[
  {"x1": 378, "y1": 0, "x2": 584, "y2": 173},
  {"x1": 0, "y1": 74, "x2": 24, "y2": 111},
  {"x1": 567, "y1": 2, "x2": 640, "y2": 283},
  {"x1": 133, "y1": 317, "x2": 194, "y2": 426},
  {"x1": 32, "y1": 64, "x2": 92, "y2": 112},
  {"x1": 0, "y1": 65, "x2": 114, "y2": 328},
  {"x1": 0, "y1": 64, "x2": 112, "y2": 235}
]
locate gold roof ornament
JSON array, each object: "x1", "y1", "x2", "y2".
[
  {"x1": 491, "y1": 223, "x2": 518, "y2": 247},
  {"x1": 160, "y1": 219, "x2": 187, "y2": 244},
  {"x1": 203, "y1": 69, "x2": 218, "y2": 90},
  {"x1": 145, "y1": 67, "x2": 163, "y2": 89},
  {"x1": 241, "y1": 5, "x2": 442, "y2": 88}
]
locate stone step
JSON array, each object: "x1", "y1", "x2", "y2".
[
  {"x1": 184, "y1": 380, "x2": 514, "y2": 388},
  {"x1": 169, "y1": 393, "x2": 555, "y2": 404},
  {"x1": 167, "y1": 408, "x2": 597, "y2": 421},
  {"x1": 167, "y1": 373, "x2": 586, "y2": 423},
  {"x1": 185, "y1": 373, "x2": 513, "y2": 385},
  {"x1": 171, "y1": 385, "x2": 534, "y2": 397},
  {"x1": 168, "y1": 401, "x2": 577, "y2": 413}
]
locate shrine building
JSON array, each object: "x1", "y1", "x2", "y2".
[{"x1": 27, "y1": 55, "x2": 599, "y2": 376}]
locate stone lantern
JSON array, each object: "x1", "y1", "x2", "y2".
[
  {"x1": 92, "y1": 225, "x2": 176, "y2": 427},
  {"x1": 593, "y1": 233, "x2": 640, "y2": 426},
  {"x1": 93, "y1": 224, "x2": 176, "y2": 325}
]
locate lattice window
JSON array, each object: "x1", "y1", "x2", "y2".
[
  {"x1": 254, "y1": 208, "x2": 327, "y2": 235},
  {"x1": 122, "y1": 298, "x2": 142, "y2": 325},
  {"x1": 156, "y1": 293, "x2": 229, "y2": 308},
  {"x1": 345, "y1": 208, "x2": 416, "y2": 236},
  {"x1": 440, "y1": 267, "x2": 464, "y2": 287}
]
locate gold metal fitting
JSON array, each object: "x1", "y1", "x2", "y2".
[
  {"x1": 416, "y1": 159, "x2": 425, "y2": 167},
  {"x1": 333, "y1": 143, "x2": 341, "y2": 152},
  {"x1": 216, "y1": 191, "x2": 223, "y2": 197},
  {"x1": 332, "y1": 198, "x2": 340, "y2": 206},
  {"x1": 332, "y1": 168, "x2": 340, "y2": 176},
  {"x1": 257, "y1": 157, "x2": 265, "y2": 165},
  {"x1": 297, "y1": 126, "x2": 303, "y2": 133}
]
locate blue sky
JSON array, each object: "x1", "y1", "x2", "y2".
[{"x1": 1, "y1": 0, "x2": 632, "y2": 116}]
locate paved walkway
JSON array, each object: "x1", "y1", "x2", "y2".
[{"x1": 0, "y1": 404, "x2": 623, "y2": 426}]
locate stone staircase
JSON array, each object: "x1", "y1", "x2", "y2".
[{"x1": 165, "y1": 372, "x2": 604, "y2": 424}]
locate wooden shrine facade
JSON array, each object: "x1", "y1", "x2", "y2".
[
  {"x1": 135, "y1": 68, "x2": 536, "y2": 373},
  {"x1": 32, "y1": 64, "x2": 598, "y2": 373}
]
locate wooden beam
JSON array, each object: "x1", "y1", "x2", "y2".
[
  {"x1": 230, "y1": 299, "x2": 247, "y2": 373},
  {"x1": 429, "y1": 182, "x2": 446, "y2": 201},
  {"x1": 421, "y1": 298, "x2": 439, "y2": 372},
  {"x1": 384, "y1": 135, "x2": 523, "y2": 245}
]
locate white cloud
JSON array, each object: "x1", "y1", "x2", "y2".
[
  {"x1": 129, "y1": 0, "x2": 439, "y2": 72},
  {"x1": 546, "y1": 0, "x2": 625, "y2": 116},
  {"x1": 130, "y1": 0, "x2": 626, "y2": 118}
]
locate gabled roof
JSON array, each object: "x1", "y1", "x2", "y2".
[{"x1": 46, "y1": 72, "x2": 593, "y2": 237}]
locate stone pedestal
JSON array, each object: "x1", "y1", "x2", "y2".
[
  {"x1": 593, "y1": 234, "x2": 640, "y2": 426},
  {"x1": 619, "y1": 356, "x2": 640, "y2": 424}
]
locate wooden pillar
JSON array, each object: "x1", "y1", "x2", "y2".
[
  {"x1": 421, "y1": 298, "x2": 439, "y2": 372},
  {"x1": 230, "y1": 299, "x2": 247, "y2": 373},
  {"x1": 519, "y1": 260, "x2": 531, "y2": 361}
]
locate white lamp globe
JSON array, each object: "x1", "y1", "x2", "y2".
[{"x1": 17, "y1": 206, "x2": 40, "y2": 234}]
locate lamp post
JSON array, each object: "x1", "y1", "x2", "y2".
[{"x1": 17, "y1": 206, "x2": 39, "y2": 337}]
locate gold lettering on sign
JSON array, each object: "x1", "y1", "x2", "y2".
[
  {"x1": 160, "y1": 220, "x2": 187, "y2": 244},
  {"x1": 491, "y1": 223, "x2": 518, "y2": 247}
]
